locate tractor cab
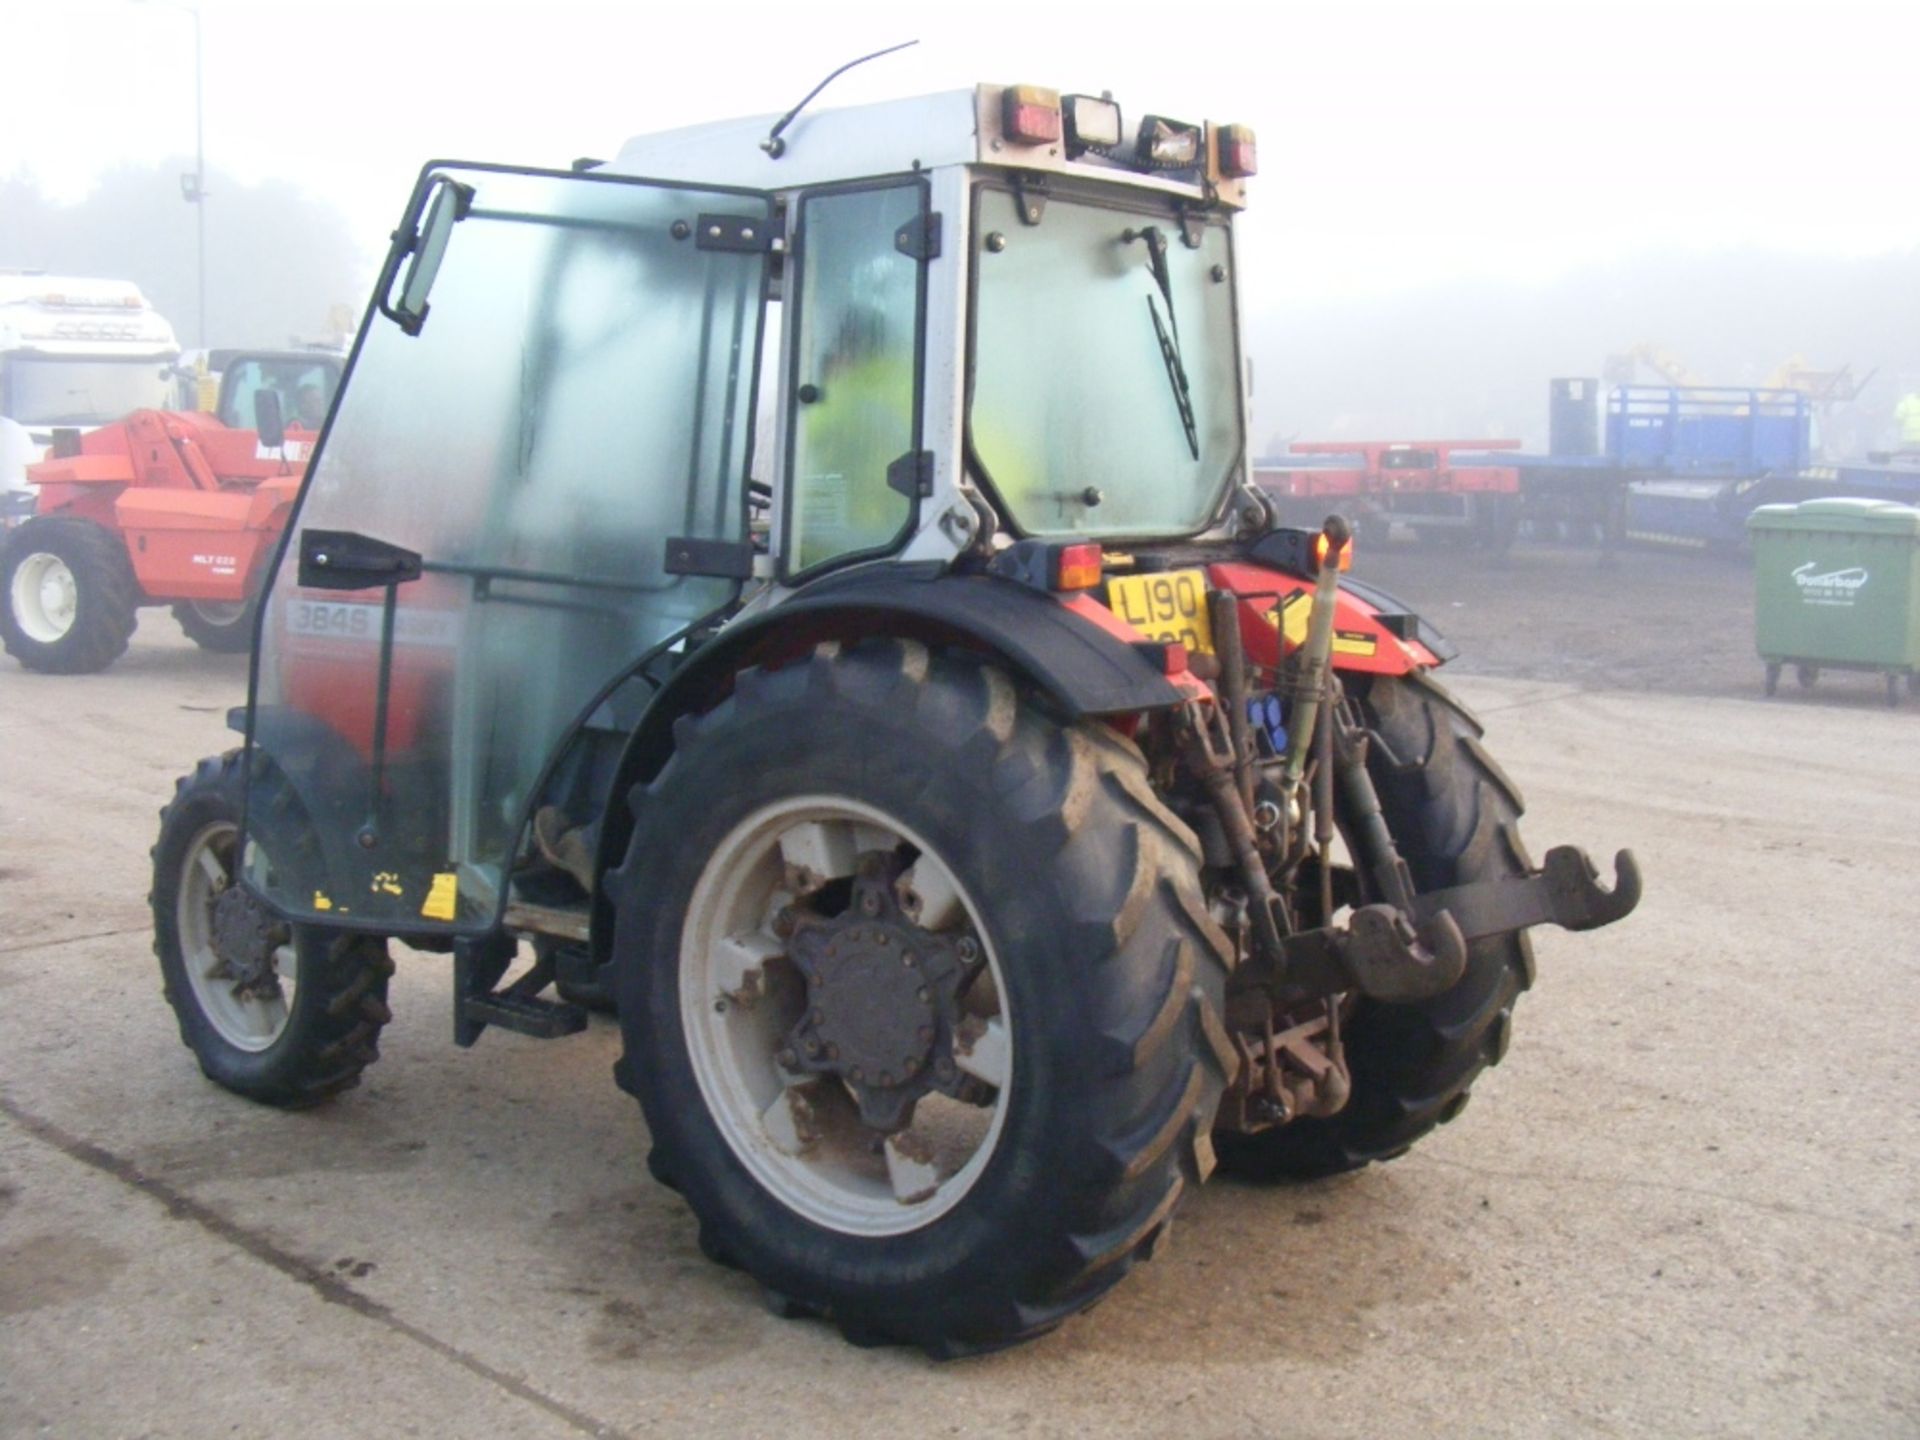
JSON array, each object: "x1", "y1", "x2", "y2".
[{"x1": 241, "y1": 84, "x2": 1265, "y2": 937}]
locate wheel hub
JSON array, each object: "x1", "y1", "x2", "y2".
[
  {"x1": 784, "y1": 857, "x2": 980, "y2": 1131},
  {"x1": 210, "y1": 884, "x2": 282, "y2": 997}
]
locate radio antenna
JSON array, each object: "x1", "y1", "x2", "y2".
[{"x1": 760, "y1": 40, "x2": 919, "y2": 158}]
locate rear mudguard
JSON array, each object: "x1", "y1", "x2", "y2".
[{"x1": 583, "y1": 559, "x2": 1448, "y2": 968}]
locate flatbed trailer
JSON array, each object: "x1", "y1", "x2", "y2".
[{"x1": 1254, "y1": 438, "x2": 1523, "y2": 550}]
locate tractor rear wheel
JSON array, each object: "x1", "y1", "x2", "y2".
[
  {"x1": 613, "y1": 640, "x2": 1233, "y2": 1354},
  {"x1": 173, "y1": 597, "x2": 257, "y2": 654},
  {"x1": 1, "y1": 516, "x2": 139, "y2": 673},
  {"x1": 1214, "y1": 670, "x2": 1535, "y2": 1180},
  {"x1": 151, "y1": 750, "x2": 393, "y2": 1106}
]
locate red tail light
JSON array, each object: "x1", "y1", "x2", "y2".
[{"x1": 1003, "y1": 85, "x2": 1063, "y2": 145}]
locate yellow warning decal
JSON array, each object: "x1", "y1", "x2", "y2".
[
  {"x1": 371, "y1": 870, "x2": 403, "y2": 897},
  {"x1": 421, "y1": 872, "x2": 459, "y2": 921},
  {"x1": 312, "y1": 890, "x2": 333, "y2": 912},
  {"x1": 1268, "y1": 594, "x2": 1379, "y2": 657}
]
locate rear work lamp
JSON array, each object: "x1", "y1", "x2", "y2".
[
  {"x1": 1136, "y1": 115, "x2": 1201, "y2": 169},
  {"x1": 1063, "y1": 94, "x2": 1123, "y2": 156},
  {"x1": 1002, "y1": 85, "x2": 1063, "y2": 145}
]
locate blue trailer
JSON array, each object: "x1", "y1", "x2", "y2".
[{"x1": 1470, "y1": 380, "x2": 1920, "y2": 553}]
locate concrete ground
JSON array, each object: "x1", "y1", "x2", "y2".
[{"x1": 2, "y1": 604, "x2": 1916, "y2": 1439}]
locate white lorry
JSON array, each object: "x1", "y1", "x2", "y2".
[{"x1": 1, "y1": 273, "x2": 180, "y2": 522}]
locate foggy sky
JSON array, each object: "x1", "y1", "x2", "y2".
[{"x1": 4, "y1": 0, "x2": 1916, "y2": 445}]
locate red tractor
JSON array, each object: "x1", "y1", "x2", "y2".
[
  {"x1": 1, "y1": 399, "x2": 315, "y2": 671},
  {"x1": 146, "y1": 81, "x2": 1638, "y2": 1355}
]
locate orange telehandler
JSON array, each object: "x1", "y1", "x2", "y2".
[{"x1": 1, "y1": 396, "x2": 315, "y2": 671}]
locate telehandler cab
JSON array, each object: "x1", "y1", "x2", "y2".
[{"x1": 151, "y1": 80, "x2": 1639, "y2": 1354}]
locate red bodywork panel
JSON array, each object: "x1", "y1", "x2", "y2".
[
  {"x1": 1205, "y1": 561, "x2": 1437, "y2": 675},
  {"x1": 1254, "y1": 438, "x2": 1520, "y2": 499},
  {"x1": 1077, "y1": 559, "x2": 1435, "y2": 691},
  {"x1": 25, "y1": 409, "x2": 306, "y2": 603}
]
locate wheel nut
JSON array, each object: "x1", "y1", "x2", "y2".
[
  {"x1": 713, "y1": 998, "x2": 729, "y2": 1013},
  {"x1": 861, "y1": 893, "x2": 881, "y2": 916},
  {"x1": 803, "y1": 1038, "x2": 821, "y2": 1056},
  {"x1": 901, "y1": 953, "x2": 915, "y2": 969},
  {"x1": 957, "y1": 937, "x2": 979, "y2": 962},
  {"x1": 776, "y1": 1048, "x2": 797, "y2": 1069},
  {"x1": 916, "y1": 988, "x2": 930, "y2": 1004}
]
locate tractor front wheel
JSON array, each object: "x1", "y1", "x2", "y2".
[
  {"x1": 614, "y1": 640, "x2": 1233, "y2": 1354},
  {"x1": 1, "y1": 516, "x2": 139, "y2": 673},
  {"x1": 151, "y1": 750, "x2": 393, "y2": 1106}
]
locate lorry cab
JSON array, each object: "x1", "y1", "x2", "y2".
[{"x1": 1, "y1": 274, "x2": 179, "y2": 519}]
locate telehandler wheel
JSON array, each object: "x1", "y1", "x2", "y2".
[
  {"x1": 1, "y1": 516, "x2": 139, "y2": 673},
  {"x1": 612, "y1": 639, "x2": 1234, "y2": 1355},
  {"x1": 1214, "y1": 670, "x2": 1535, "y2": 1181},
  {"x1": 172, "y1": 597, "x2": 257, "y2": 654},
  {"x1": 151, "y1": 750, "x2": 393, "y2": 1107}
]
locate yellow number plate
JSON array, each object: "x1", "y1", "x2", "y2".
[{"x1": 1105, "y1": 569, "x2": 1214, "y2": 655}]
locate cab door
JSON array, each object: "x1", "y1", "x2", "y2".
[{"x1": 243, "y1": 163, "x2": 774, "y2": 933}]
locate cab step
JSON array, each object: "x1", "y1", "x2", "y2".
[{"x1": 453, "y1": 932, "x2": 588, "y2": 1046}]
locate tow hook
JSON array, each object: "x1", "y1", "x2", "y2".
[
  {"x1": 1412, "y1": 844, "x2": 1642, "y2": 943},
  {"x1": 1239, "y1": 846, "x2": 1641, "y2": 1008}
]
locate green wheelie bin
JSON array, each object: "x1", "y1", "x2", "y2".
[{"x1": 1747, "y1": 498, "x2": 1920, "y2": 706}]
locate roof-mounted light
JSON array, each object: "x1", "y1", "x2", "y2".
[
  {"x1": 1135, "y1": 115, "x2": 1202, "y2": 169},
  {"x1": 1216, "y1": 123, "x2": 1257, "y2": 178},
  {"x1": 1002, "y1": 84, "x2": 1062, "y2": 145},
  {"x1": 1063, "y1": 93, "x2": 1122, "y2": 156}
]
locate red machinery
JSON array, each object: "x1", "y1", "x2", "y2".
[
  {"x1": 1, "y1": 408, "x2": 313, "y2": 671},
  {"x1": 1255, "y1": 438, "x2": 1523, "y2": 550}
]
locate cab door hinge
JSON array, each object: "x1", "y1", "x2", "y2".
[
  {"x1": 894, "y1": 211, "x2": 943, "y2": 261},
  {"x1": 692, "y1": 213, "x2": 781, "y2": 252},
  {"x1": 887, "y1": 449, "x2": 935, "y2": 499}
]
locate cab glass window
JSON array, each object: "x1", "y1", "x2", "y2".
[{"x1": 783, "y1": 182, "x2": 925, "y2": 577}]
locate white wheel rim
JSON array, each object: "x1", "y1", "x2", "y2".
[
  {"x1": 10, "y1": 552, "x2": 78, "y2": 643},
  {"x1": 176, "y1": 819, "x2": 296, "y2": 1052},
  {"x1": 681, "y1": 796, "x2": 1012, "y2": 1237},
  {"x1": 189, "y1": 599, "x2": 248, "y2": 626}
]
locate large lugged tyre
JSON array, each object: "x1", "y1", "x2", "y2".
[
  {"x1": 151, "y1": 750, "x2": 393, "y2": 1107},
  {"x1": 172, "y1": 597, "x2": 257, "y2": 654},
  {"x1": 613, "y1": 640, "x2": 1234, "y2": 1354},
  {"x1": 1, "y1": 516, "x2": 139, "y2": 673},
  {"x1": 1215, "y1": 669, "x2": 1534, "y2": 1180}
]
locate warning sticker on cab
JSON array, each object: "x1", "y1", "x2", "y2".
[{"x1": 421, "y1": 872, "x2": 459, "y2": 921}]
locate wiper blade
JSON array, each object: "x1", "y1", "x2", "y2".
[
  {"x1": 1147, "y1": 294, "x2": 1199, "y2": 461},
  {"x1": 1128, "y1": 225, "x2": 1197, "y2": 460}
]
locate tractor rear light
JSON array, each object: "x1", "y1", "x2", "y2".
[
  {"x1": 1003, "y1": 85, "x2": 1063, "y2": 145},
  {"x1": 1136, "y1": 115, "x2": 1201, "y2": 168},
  {"x1": 1055, "y1": 542, "x2": 1104, "y2": 592},
  {"x1": 987, "y1": 538, "x2": 1103, "y2": 594},
  {"x1": 1064, "y1": 94, "x2": 1122, "y2": 155},
  {"x1": 1217, "y1": 123, "x2": 1257, "y2": 178}
]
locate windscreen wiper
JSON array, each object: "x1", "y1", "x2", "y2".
[{"x1": 1128, "y1": 226, "x2": 1199, "y2": 461}]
